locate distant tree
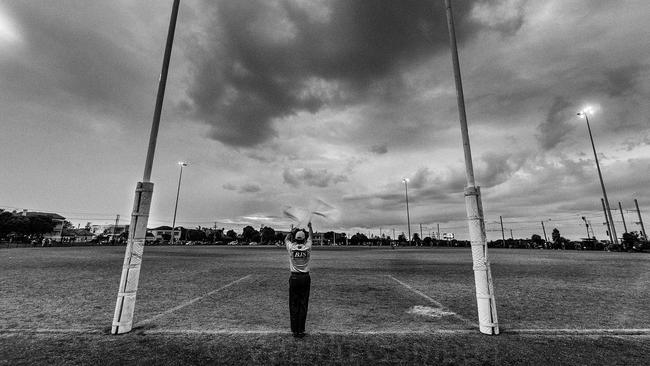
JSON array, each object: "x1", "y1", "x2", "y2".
[
  {"x1": 260, "y1": 226, "x2": 276, "y2": 244},
  {"x1": 0, "y1": 213, "x2": 57, "y2": 237},
  {"x1": 28, "y1": 216, "x2": 56, "y2": 235},
  {"x1": 226, "y1": 229, "x2": 237, "y2": 241},
  {"x1": 412, "y1": 233, "x2": 421, "y2": 245},
  {"x1": 552, "y1": 228, "x2": 560, "y2": 244},
  {"x1": 208, "y1": 229, "x2": 225, "y2": 242},
  {"x1": 275, "y1": 232, "x2": 286, "y2": 243},
  {"x1": 350, "y1": 233, "x2": 368, "y2": 245},
  {"x1": 622, "y1": 231, "x2": 640, "y2": 251},
  {"x1": 242, "y1": 226, "x2": 261, "y2": 243},
  {"x1": 186, "y1": 229, "x2": 207, "y2": 241},
  {"x1": 398, "y1": 233, "x2": 407, "y2": 243},
  {"x1": 423, "y1": 237, "x2": 433, "y2": 246},
  {"x1": 62, "y1": 220, "x2": 74, "y2": 230},
  {"x1": 531, "y1": 234, "x2": 544, "y2": 247}
]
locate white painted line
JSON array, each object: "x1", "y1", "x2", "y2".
[
  {"x1": 385, "y1": 275, "x2": 477, "y2": 326},
  {"x1": 2, "y1": 328, "x2": 650, "y2": 336},
  {"x1": 507, "y1": 328, "x2": 650, "y2": 335},
  {"x1": 143, "y1": 329, "x2": 477, "y2": 336},
  {"x1": 135, "y1": 274, "x2": 253, "y2": 326},
  {"x1": 0, "y1": 328, "x2": 99, "y2": 334}
]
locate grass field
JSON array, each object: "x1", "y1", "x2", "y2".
[{"x1": 1, "y1": 246, "x2": 649, "y2": 365}]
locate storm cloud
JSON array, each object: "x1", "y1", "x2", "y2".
[
  {"x1": 182, "y1": 0, "x2": 478, "y2": 148},
  {"x1": 283, "y1": 167, "x2": 347, "y2": 188}
]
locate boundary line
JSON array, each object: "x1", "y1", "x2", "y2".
[
  {"x1": 135, "y1": 274, "x2": 253, "y2": 326},
  {"x1": 385, "y1": 275, "x2": 477, "y2": 327},
  {"x1": 3, "y1": 328, "x2": 650, "y2": 336}
]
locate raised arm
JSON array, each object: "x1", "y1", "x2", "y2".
[
  {"x1": 306, "y1": 222, "x2": 313, "y2": 248},
  {"x1": 285, "y1": 231, "x2": 293, "y2": 249}
]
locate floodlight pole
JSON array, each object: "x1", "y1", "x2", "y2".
[
  {"x1": 634, "y1": 199, "x2": 647, "y2": 240},
  {"x1": 170, "y1": 162, "x2": 187, "y2": 245},
  {"x1": 402, "y1": 178, "x2": 412, "y2": 244},
  {"x1": 580, "y1": 112, "x2": 618, "y2": 245},
  {"x1": 601, "y1": 198, "x2": 613, "y2": 244},
  {"x1": 444, "y1": 0, "x2": 499, "y2": 335},
  {"x1": 618, "y1": 202, "x2": 627, "y2": 234},
  {"x1": 112, "y1": 0, "x2": 180, "y2": 335}
]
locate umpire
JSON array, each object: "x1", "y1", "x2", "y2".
[{"x1": 285, "y1": 222, "x2": 313, "y2": 338}]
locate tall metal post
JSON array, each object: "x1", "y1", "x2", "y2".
[
  {"x1": 541, "y1": 221, "x2": 548, "y2": 243},
  {"x1": 601, "y1": 198, "x2": 613, "y2": 244},
  {"x1": 402, "y1": 178, "x2": 412, "y2": 244},
  {"x1": 112, "y1": 214, "x2": 120, "y2": 244},
  {"x1": 581, "y1": 216, "x2": 590, "y2": 239},
  {"x1": 618, "y1": 202, "x2": 627, "y2": 233},
  {"x1": 499, "y1": 216, "x2": 505, "y2": 244},
  {"x1": 444, "y1": 0, "x2": 498, "y2": 335},
  {"x1": 112, "y1": 0, "x2": 181, "y2": 335},
  {"x1": 634, "y1": 199, "x2": 647, "y2": 240},
  {"x1": 171, "y1": 162, "x2": 187, "y2": 245},
  {"x1": 579, "y1": 112, "x2": 618, "y2": 244}
]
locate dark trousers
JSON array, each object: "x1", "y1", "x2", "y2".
[{"x1": 289, "y1": 272, "x2": 310, "y2": 334}]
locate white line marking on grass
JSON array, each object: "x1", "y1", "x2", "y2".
[
  {"x1": 385, "y1": 275, "x2": 477, "y2": 326},
  {"x1": 507, "y1": 328, "x2": 650, "y2": 335},
  {"x1": 0, "y1": 328, "x2": 99, "y2": 334},
  {"x1": 3, "y1": 328, "x2": 650, "y2": 337},
  {"x1": 141, "y1": 329, "x2": 650, "y2": 336},
  {"x1": 135, "y1": 274, "x2": 253, "y2": 326},
  {"x1": 143, "y1": 329, "x2": 478, "y2": 336}
]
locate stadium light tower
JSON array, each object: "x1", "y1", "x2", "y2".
[
  {"x1": 444, "y1": 0, "x2": 499, "y2": 335},
  {"x1": 170, "y1": 162, "x2": 188, "y2": 245},
  {"x1": 402, "y1": 178, "x2": 412, "y2": 244},
  {"x1": 577, "y1": 109, "x2": 618, "y2": 245},
  {"x1": 112, "y1": 0, "x2": 181, "y2": 335}
]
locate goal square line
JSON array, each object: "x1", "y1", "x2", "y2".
[{"x1": 136, "y1": 273, "x2": 474, "y2": 333}]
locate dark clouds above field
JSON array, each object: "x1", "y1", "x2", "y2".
[
  {"x1": 0, "y1": 0, "x2": 649, "y2": 240},
  {"x1": 182, "y1": 0, "x2": 476, "y2": 147}
]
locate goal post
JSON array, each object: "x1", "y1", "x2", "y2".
[
  {"x1": 466, "y1": 186, "x2": 499, "y2": 334},
  {"x1": 111, "y1": 182, "x2": 153, "y2": 334}
]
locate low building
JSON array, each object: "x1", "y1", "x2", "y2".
[
  {"x1": 149, "y1": 226, "x2": 185, "y2": 241},
  {"x1": 23, "y1": 211, "x2": 66, "y2": 240},
  {"x1": 62, "y1": 229, "x2": 95, "y2": 243}
]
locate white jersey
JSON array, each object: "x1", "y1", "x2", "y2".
[{"x1": 285, "y1": 236, "x2": 312, "y2": 273}]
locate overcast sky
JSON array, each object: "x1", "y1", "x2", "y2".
[{"x1": 1, "y1": 0, "x2": 649, "y2": 241}]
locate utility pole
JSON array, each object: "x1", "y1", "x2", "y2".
[
  {"x1": 635, "y1": 199, "x2": 647, "y2": 240},
  {"x1": 500, "y1": 216, "x2": 505, "y2": 243},
  {"x1": 618, "y1": 202, "x2": 628, "y2": 233},
  {"x1": 601, "y1": 198, "x2": 613, "y2": 243},
  {"x1": 445, "y1": 0, "x2": 498, "y2": 335},
  {"x1": 113, "y1": 214, "x2": 120, "y2": 243},
  {"x1": 112, "y1": 0, "x2": 181, "y2": 335},
  {"x1": 437, "y1": 223, "x2": 440, "y2": 240},
  {"x1": 510, "y1": 229, "x2": 513, "y2": 240},
  {"x1": 541, "y1": 221, "x2": 548, "y2": 243},
  {"x1": 419, "y1": 223, "x2": 423, "y2": 241}
]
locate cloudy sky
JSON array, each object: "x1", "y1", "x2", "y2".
[{"x1": 1, "y1": 0, "x2": 649, "y2": 241}]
